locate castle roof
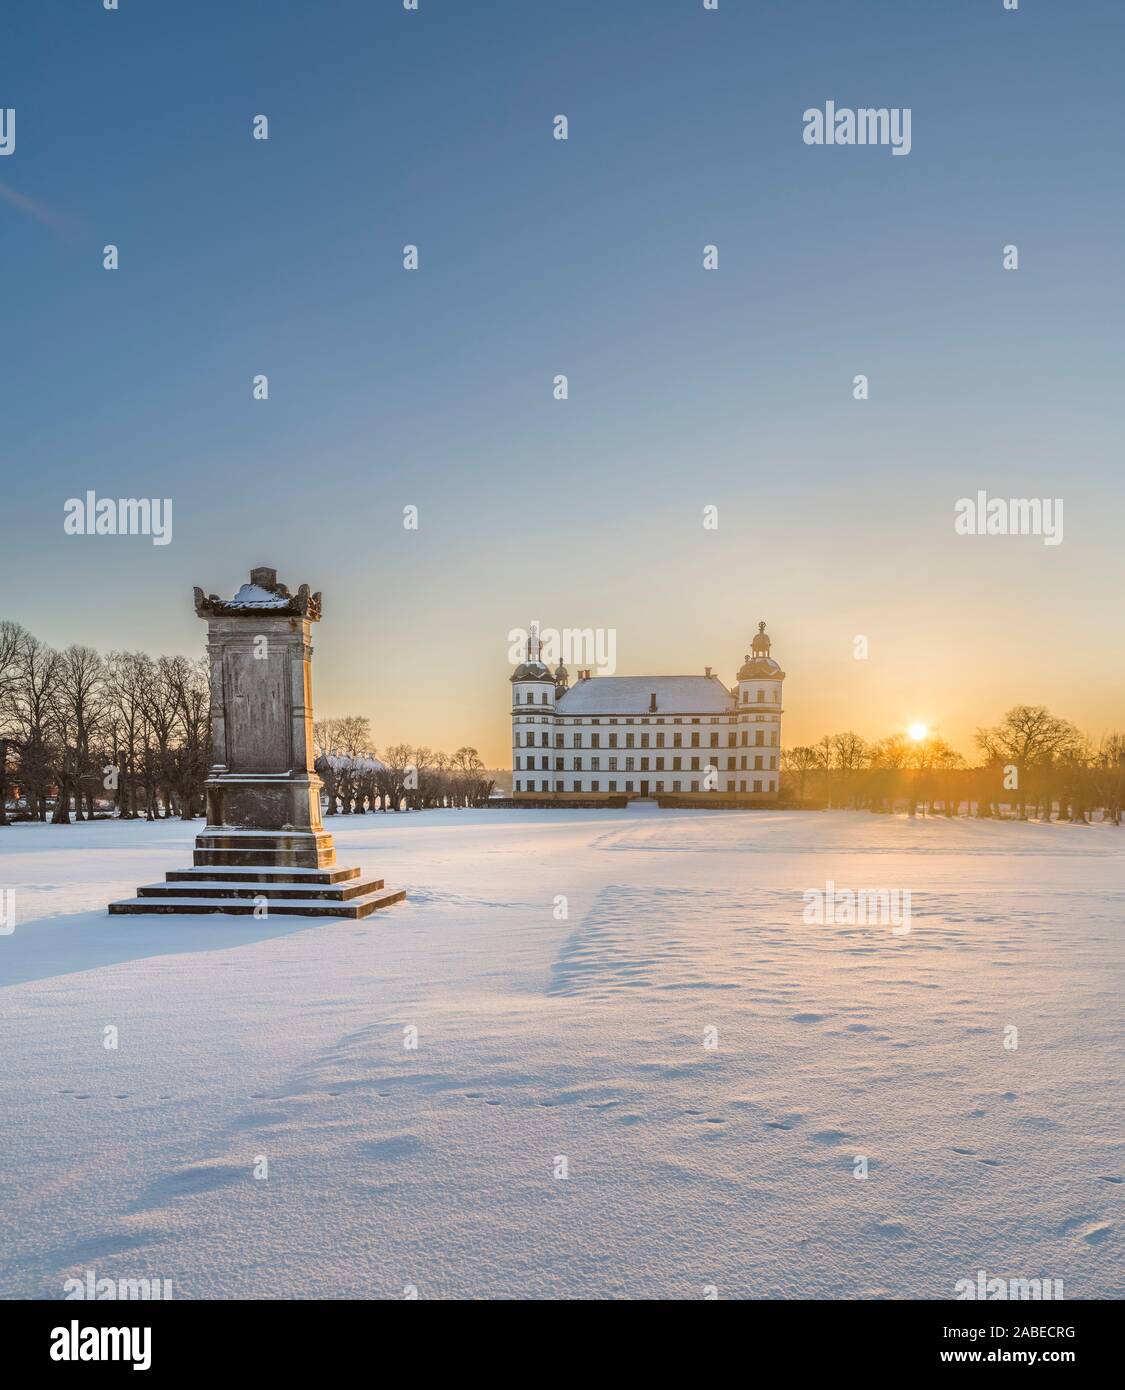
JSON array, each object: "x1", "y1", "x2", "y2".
[{"x1": 555, "y1": 675, "x2": 735, "y2": 716}]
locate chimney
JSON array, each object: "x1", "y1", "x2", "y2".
[
  {"x1": 704, "y1": 666, "x2": 712, "y2": 678},
  {"x1": 649, "y1": 692, "x2": 657, "y2": 713}
]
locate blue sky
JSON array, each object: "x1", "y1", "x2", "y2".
[{"x1": 2, "y1": 0, "x2": 1122, "y2": 761}]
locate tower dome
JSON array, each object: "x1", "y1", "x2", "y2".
[
  {"x1": 737, "y1": 622, "x2": 784, "y2": 680},
  {"x1": 510, "y1": 625, "x2": 555, "y2": 684}
]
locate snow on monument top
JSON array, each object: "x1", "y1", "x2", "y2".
[{"x1": 193, "y1": 566, "x2": 323, "y2": 621}]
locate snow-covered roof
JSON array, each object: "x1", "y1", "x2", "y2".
[{"x1": 555, "y1": 675, "x2": 734, "y2": 716}]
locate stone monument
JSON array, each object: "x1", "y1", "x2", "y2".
[{"x1": 109, "y1": 566, "x2": 406, "y2": 918}]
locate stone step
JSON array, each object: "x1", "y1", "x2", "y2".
[
  {"x1": 138, "y1": 877, "x2": 384, "y2": 902},
  {"x1": 193, "y1": 847, "x2": 337, "y2": 869},
  {"x1": 166, "y1": 865, "x2": 361, "y2": 885},
  {"x1": 108, "y1": 887, "x2": 407, "y2": 920}
]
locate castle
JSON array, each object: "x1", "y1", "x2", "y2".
[{"x1": 511, "y1": 623, "x2": 785, "y2": 800}]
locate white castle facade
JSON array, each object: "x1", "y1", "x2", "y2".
[{"x1": 511, "y1": 623, "x2": 785, "y2": 800}]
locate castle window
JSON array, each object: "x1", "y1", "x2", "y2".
[
  {"x1": 691, "y1": 780, "x2": 699, "y2": 792},
  {"x1": 574, "y1": 733, "x2": 583, "y2": 748},
  {"x1": 625, "y1": 781, "x2": 634, "y2": 793},
  {"x1": 625, "y1": 757, "x2": 635, "y2": 772},
  {"x1": 526, "y1": 693, "x2": 532, "y2": 704},
  {"x1": 673, "y1": 756, "x2": 682, "y2": 771},
  {"x1": 755, "y1": 731, "x2": 765, "y2": 746},
  {"x1": 515, "y1": 779, "x2": 521, "y2": 791},
  {"x1": 655, "y1": 757, "x2": 664, "y2": 771},
  {"x1": 640, "y1": 757, "x2": 649, "y2": 771},
  {"x1": 754, "y1": 755, "x2": 763, "y2": 770},
  {"x1": 753, "y1": 779, "x2": 762, "y2": 793},
  {"x1": 572, "y1": 782, "x2": 581, "y2": 793},
  {"x1": 709, "y1": 733, "x2": 718, "y2": 747},
  {"x1": 541, "y1": 693, "x2": 548, "y2": 704},
  {"x1": 626, "y1": 733, "x2": 635, "y2": 748},
  {"x1": 673, "y1": 733, "x2": 682, "y2": 748},
  {"x1": 640, "y1": 733, "x2": 649, "y2": 748},
  {"x1": 591, "y1": 733, "x2": 600, "y2": 748},
  {"x1": 609, "y1": 733, "x2": 618, "y2": 749},
  {"x1": 609, "y1": 757, "x2": 618, "y2": 771},
  {"x1": 690, "y1": 733, "x2": 700, "y2": 748},
  {"x1": 591, "y1": 781, "x2": 599, "y2": 792},
  {"x1": 591, "y1": 757, "x2": 600, "y2": 771},
  {"x1": 740, "y1": 780, "x2": 746, "y2": 792},
  {"x1": 574, "y1": 757, "x2": 582, "y2": 771},
  {"x1": 691, "y1": 757, "x2": 700, "y2": 771},
  {"x1": 655, "y1": 781, "x2": 664, "y2": 793},
  {"x1": 673, "y1": 780, "x2": 681, "y2": 792},
  {"x1": 609, "y1": 781, "x2": 617, "y2": 792},
  {"x1": 656, "y1": 732, "x2": 665, "y2": 748}
]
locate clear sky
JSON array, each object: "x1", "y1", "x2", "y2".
[{"x1": 2, "y1": 0, "x2": 1122, "y2": 765}]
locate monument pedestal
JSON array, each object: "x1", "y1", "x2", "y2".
[{"x1": 109, "y1": 567, "x2": 405, "y2": 920}]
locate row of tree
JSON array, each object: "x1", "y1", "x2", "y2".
[
  {"x1": 0, "y1": 620, "x2": 210, "y2": 823},
  {"x1": 0, "y1": 622, "x2": 495, "y2": 822},
  {"x1": 312, "y1": 717, "x2": 495, "y2": 811},
  {"x1": 782, "y1": 706, "x2": 1124, "y2": 822}
]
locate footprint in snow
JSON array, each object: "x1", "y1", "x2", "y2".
[
  {"x1": 765, "y1": 1114, "x2": 803, "y2": 1131},
  {"x1": 1079, "y1": 1221, "x2": 1113, "y2": 1244}
]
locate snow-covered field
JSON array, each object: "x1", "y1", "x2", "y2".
[{"x1": 1, "y1": 807, "x2": 1121, "y2": 1300}]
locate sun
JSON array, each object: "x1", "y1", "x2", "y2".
[{"x1": 908, "y1": 722, "x2": 929, "y2": 742}]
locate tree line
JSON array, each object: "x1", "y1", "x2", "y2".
[
  {"x1": 0, "y1": 624, "x2": 495, "y2": 824},
  {"x1": 313, "y1": 717, "x2": 495, "y2": 811},
  {"x1": 782, "y1": 706, "x2": 1124, "y2": 822},
  {"x1": 0, "y1": 620, "x2": 209, "y2": 824}
]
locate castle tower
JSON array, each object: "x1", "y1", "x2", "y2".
[
  {"x1": 735, "y1": 621, "x2": 785, "y2": 796},
  {"x1": 511, "y1": 624, "x2": 557, "y2": 797}
]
